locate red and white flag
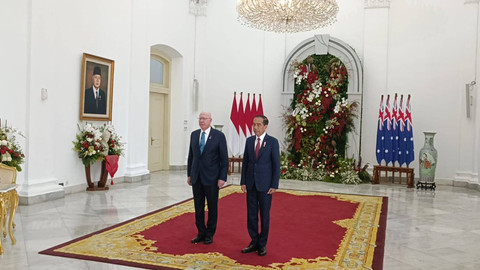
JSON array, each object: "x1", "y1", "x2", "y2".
[
  {"x1": 252, "y1": 94, "x2": 258, "y2": 117},
  {"x1": 238, "y1": 93, "x2": 247, "y2": 154},
  {"x1": 245, "y1": 93, "x2": 252, "y2": 137},
  {"x1": 257, "y1": 94, "x2": 264, "y2": 116},
  {"x1": 228, "y1": 93, "x2": 240, "y2": 156}
]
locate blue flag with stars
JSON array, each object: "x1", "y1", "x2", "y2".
[
  {"x1": 397, "y1": 95, "x2": 407, "y2": 166},
  {"x1": 375, "y1": 96, "x2": 385, "y2": 164},
  {"x1": 383, "y1": 95, "x2": 393, "y2": 165},
  {"x1": 405, "y1": 95, "x2": 414, "y2": 166}
]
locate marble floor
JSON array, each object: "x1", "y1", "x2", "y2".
[{"x1": 1, "y1": 170, "x2": 480, "y2": 269}]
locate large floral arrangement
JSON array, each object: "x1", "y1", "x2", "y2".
[
  {"x1": 73, "y1": 123, "x2": 105, "y2": 166},
  {"x1": 73, "y1": 123, "x2": 125, "y2": 166},
  {"x1": 100, "y1": 123, "x2": 125, "y2": 156},
  {"x1": 282, "y1": 55, "x2": 368, "y2": 184},
  {"x1": 0, "y1": 124, "x2": 25, "y2": 172}
]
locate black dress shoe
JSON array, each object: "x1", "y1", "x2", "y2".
[
  {"x1": 241, "y1": 245, "x2": 258, "y2": 253},
  {"x1": 204, "y1": 237, "x2": 213, "y2": 245},
  {"x1": 191, "y1": 235, "x2": 204, "y2": 244},
  {"x1": 258, "y1": 246, "x2": 267, "y2": 256}
]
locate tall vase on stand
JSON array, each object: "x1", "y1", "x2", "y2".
[{"x1": 417, "y1": 132, "x2": 438, "y2": 190}]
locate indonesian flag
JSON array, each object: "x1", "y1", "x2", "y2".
[
  {"x1": 251, "y1": 94, "x2": 258, "y2": 118},
  {"x1": 238, "y1": 93, "x2": 247, "y2": 154},
  {"x1": 228, "y1": 93, "x2": 240, "y2": 156},
  {"x1": 245, "y1": 93, "x2": 252, "y2": 137},
  {"x1": 257, "y1": 94, "x2": 264, "y2": 116}
]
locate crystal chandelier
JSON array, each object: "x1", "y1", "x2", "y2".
[{"x1": 237, "y1": 0, "x2": 339, "y2": 33}]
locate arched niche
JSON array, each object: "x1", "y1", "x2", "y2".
[{"x1": 281, "y1": 35, "x2": 364, "y2": 160}]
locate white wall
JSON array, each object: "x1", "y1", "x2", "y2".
[
  {"x1": 1, "y1": 0, "x2": 479, "y2": 200},
  {"x1": 0, "y1": 0, "x2": 29, "y2": 184}
]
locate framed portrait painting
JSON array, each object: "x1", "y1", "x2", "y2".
[{"x1": 80, "y1": 53, "x2": 114, "y2": 121}]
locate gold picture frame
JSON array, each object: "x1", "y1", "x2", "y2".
[{"x1": 80, "y1": 53, "x2": 114, "y2": 121}]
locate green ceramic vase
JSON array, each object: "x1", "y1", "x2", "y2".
[{"x1": 418, "y1": 132, "x2": 438, "y2": 183}]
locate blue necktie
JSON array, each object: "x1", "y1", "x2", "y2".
[{"x1": 200, "y1": 131, "x2": 206, "y2": 154}]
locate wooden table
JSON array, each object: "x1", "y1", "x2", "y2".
[
  {"x1": 0, "y1": 184, "x2": 18, "y2": 254},
  {"x1": 372, "y1": 165, "x2": 414, "y2": 188},
  {"x1": 228, "y1": 157, "x2": 243, "y2": 175}
]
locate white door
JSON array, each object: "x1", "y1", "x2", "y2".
[
  {"x1": 149, "y1": 92, "x2": 168, "y2": 171},
  {"x1": 148, "y1": 53, "x2": 170, "y2": 171}
]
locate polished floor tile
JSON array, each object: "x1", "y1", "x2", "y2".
[{"x1": 0, "y1": 170, "x2": 479, "y2": 269}]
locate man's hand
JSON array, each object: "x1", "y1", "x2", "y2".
[
  {"x1": 218, "y1": 180, "x2": 226, "y2": 188},
  {"x1": 187, "y1": 177, "x2": 192, "y2": 186},
  {"x1": 241, "y1": 185, "x2": 246, "y2": 193},
  {"x1": 267, "y1": 188, "x2": 276, "y2": 195}
]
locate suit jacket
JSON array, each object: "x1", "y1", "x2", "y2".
[
  {"x1": 241, "y1": 134, "x2": 280, "y2": 192},
  {"x1": 84, "y1": 87, "x2": 107, "y2": 114},
  {"x1": 187, "y1": 128, "x2": 228, "y2": 186}
]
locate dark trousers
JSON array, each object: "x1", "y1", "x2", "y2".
[
  {"x1": 192, "y1": 179, "x2": 219, "y2": 238},
  {"x1": 246, "y1": 185, "x2": 272, "y2": 248}
]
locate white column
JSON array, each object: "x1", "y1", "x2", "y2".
[
  {"x1": 361, "y1": 0, "x2": 390, "y2": 169},
  {"x1": 17, "y1": 0, "x2": 64, "y2": 205},
  {"x1": 124, "y1": 0, "x2": 150, "y2": 181},
  {"x1": 475, "y1": 0, "x2": 480, "y2": 188},
  {"x1": 454, "y1": 0, "x2": 480, "y2": 187}
]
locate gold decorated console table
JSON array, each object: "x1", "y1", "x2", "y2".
[{"x1": 0, "y1": 184, "x2": 18, "y2": 254}]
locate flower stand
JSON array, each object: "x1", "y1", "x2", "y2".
[{"x1": 84, "y1": 161, "x2": 109, "y2": 191}]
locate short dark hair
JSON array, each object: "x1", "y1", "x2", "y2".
[{"x1": 254, "y1": 115, "x2": 268, "y2": 125}]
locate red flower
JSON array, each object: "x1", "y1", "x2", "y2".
[{"x1": 307, "y1": 73, "x2": 318, "y2": 84}]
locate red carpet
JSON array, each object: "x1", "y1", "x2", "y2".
[{"x1": 40, "y1": 186, "x2": 387, "y2": 269}]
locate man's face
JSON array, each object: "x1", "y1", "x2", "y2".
[
  {"x1": 253, "y1": 117, "x2": 267, "y2": 137},
  {"x1": 198, "y1": 112, "x2": 212, "y2": 131},
  {"x1": 92, "y1": 75, "x2": 101, "y2": 88}
]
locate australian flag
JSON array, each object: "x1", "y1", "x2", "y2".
[
  {"x1": 383, "y1": 95, "x2": 394, "y2": 165},
  {"x1": 397, "y1": 95, "x2": 407, "y2": 166},
  {"x1": 392, "y1": 94, "x2": 399, "y2": 164},
  {"x1": 405, "y1": 95, "x2": 414, "y2": 166},
  {"x1": 375, "y1": 95, "x2": 385, "y2": 164}
]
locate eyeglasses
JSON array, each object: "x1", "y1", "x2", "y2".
[{"x1": 198, "y1": 117, "x2": 211, "y2": 121}]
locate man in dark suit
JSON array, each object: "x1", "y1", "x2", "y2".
[
  {"x1": 187, "y1": 112, "x2": 228, "y2": 245},
  {"x1": 84, "y1": 66, "x2": 107, "y2": 114},
  {"x1": 240, "y1": 115, "x2": 280, "y2": 256}
]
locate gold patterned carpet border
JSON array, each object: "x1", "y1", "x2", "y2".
[{"x1": 40, "y1": 185, "x2": 388, "y2": 270}]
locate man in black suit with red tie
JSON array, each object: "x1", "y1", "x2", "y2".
[
  {"x1": 84, "y1": 66, "x2": 107, "y2": 114},
  {"x1": 187, "y1": 112, "x2": 228, "y2": 245},
  {"x1": 240, "y1": 115, "x2": 280, "y2": 256}
]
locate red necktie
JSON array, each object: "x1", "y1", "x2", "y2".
[{"x1": 255, "y1": 138, "x2": 261, "y2": 158}]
